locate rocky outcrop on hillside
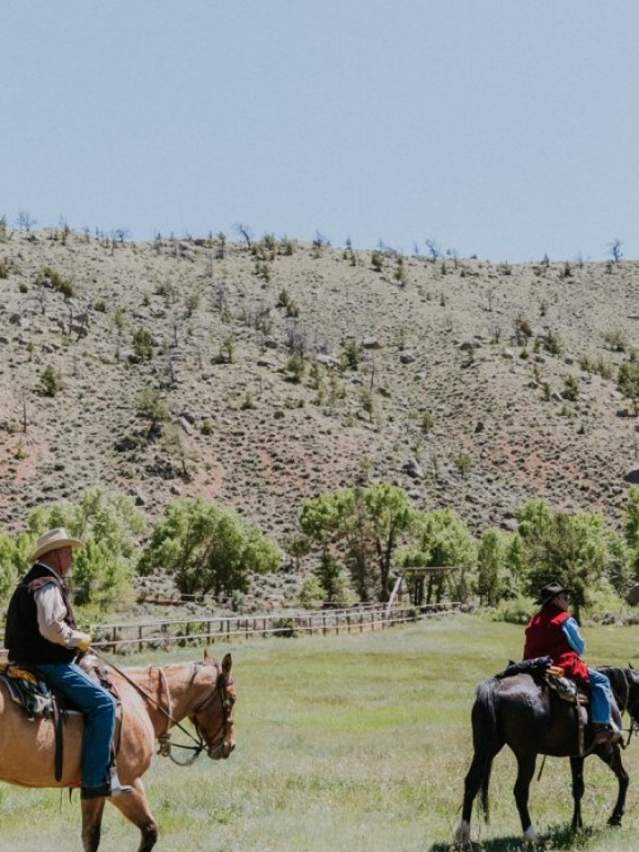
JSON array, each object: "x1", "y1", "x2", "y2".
[{"x1": 0, "y1": 230, "x2": 637, "y2": 546}]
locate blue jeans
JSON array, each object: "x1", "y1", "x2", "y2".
[
  {"x1": 588, "y1": 668, "x2": 613, "y2": 725},
  {"x1": 34, "y1": 662, "x2": 116, "y2": 790}
]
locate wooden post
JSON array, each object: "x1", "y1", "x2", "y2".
[
  {"x1": 322, "y1": 613, "x2": 327, "y2": 636},
  {"x1": 138, "y1": 625, "x2": 143, "y2": 653},
  {"x1": 347, "y1": 614, "x2": 351, "y2": 634}
]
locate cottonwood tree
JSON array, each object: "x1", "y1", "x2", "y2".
[
  {"x1": 300, "y1": 483, "x2": 414, "y2": 601},
  {"x1": 26, "y1": 489, "x2": 144, "y2": 610},
  {"x1": 514, "y1": 500, "x2": 626, "y2": 621},
  {"x1": 138, "y1": 498, "x2": 281, "y2": 595},
  {"x1": 398, "y1": 509, "x2": 476, "y2": 603}
]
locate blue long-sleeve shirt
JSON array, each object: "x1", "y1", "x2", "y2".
[{"x1": 562, "y1": 617, "x2": 585, "y2": 655}]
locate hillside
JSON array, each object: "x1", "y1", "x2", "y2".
[{"x1": 0, "y1": 228, "x2": 637, "y2": 548}]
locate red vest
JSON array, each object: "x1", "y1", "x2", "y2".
[{"x1": 523, "y1": 604, "x2": 589, "y2": 682}]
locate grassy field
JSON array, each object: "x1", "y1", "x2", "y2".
[{"x1": 3, "y1": 614, "x2": 639, "y2": 851}]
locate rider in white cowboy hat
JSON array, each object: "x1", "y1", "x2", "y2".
[{"x1": 4, "y1": 528, "x2": 131, "y2": 799}]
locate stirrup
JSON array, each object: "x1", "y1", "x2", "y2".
[{"x1": 110, "y1": 766, "x2": 133, "y2": 797}]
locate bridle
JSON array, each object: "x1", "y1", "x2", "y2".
[{"x1": 92, "y1": 650, "x2": 233, "y2": 767}]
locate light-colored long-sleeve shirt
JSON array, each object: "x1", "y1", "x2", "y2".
[
  {"x1": 562, "y1": 616, "x2": 585, "y2": 655},
  {"x1": 34, "y1": 565, "x2": 86, "y2": 649}
]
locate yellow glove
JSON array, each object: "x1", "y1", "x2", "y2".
[{"x1": 76, "y1": 633, "x2": 92, "y2": 654}]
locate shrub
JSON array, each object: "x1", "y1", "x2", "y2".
[
  {"x1": 563, "y1": 375, "x2": 579, "y2": 401},
  {"x1": 340, "y1": 339, "x2": 361, "y2": 371},
  {"x1": 618, "y1": 359, "x2": 639, "y2": 414},
  {"x1": 137, "y1": 389, "x2": 170, "y2": 435},
  {"x1": 542, "y1": 330, "x2": 562, "y2": 355},
  {"x1": 421, "y1": 412, "x2": 434, "y2": 433},
  {"x1": 138, "y1": 498, "x2": 282, "y2": 595},
  {"x1": 132, "y1": 327, "x2": 154, "y2": 361},
  {"x1": 240, "y1": 390, "x2": 256, "y2": 410},
  {"x1": 299, "y1": 576, "x2": 327, "y2": 608},
  {"x1": 35, "y1": 266, "x2": 74, "y2": 299},
  {"x1": 216, "y1": 335, "x2": 235, "y2": 364},
  {"x1": 287, "y1": 353, "x2": 305, "y2": 383},
  {"x1": 454, "y1": 452, "x2": 473, "y2": 479},
  {"x1": 39, "y1": 365, "x2": 63, "y2": 397},
  {"x1": 491, "y1": 595, "x2": 535, "y2": 625},
  {"x1": 604, "y1": 329, "x2": 627, "y2": 352}
]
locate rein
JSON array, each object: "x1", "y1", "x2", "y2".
[{"x1": 91, "y1": 648, "x2": 225, "y2": 766}]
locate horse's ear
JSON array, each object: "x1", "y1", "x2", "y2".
[
  {"x1": 629, "y1": 662, "x2": 634, "y2": 670},
  {"x1": 203, "y1": 647, "x2": 211, "y2": 662},
  {"x1": 222, "y1": 653, "x2": 232, "y2": 678}
]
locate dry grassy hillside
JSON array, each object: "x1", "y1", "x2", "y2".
[{"x1": 1, "y1": 228, "x2": 638, "y2": 545}]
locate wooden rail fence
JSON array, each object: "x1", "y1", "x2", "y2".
[{"x1": 90, "y1": 602, "x2": 461, "y2": 653}]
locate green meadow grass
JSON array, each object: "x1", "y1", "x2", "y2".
[{"x1": 3, "y1": 614, "x2": 639, "y2": 850}]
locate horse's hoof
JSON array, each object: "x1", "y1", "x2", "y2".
[
  {"x1": 453, "y1": 819, "x2": 472, "y2": 850},
  {"x1": 608, "y1": 816, "x2": 622, "y2": 827},
  {"x1": 523, "y1": 826, "x2": 545, "y2": 847}
]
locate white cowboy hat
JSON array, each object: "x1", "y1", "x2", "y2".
[{"x1": 31, "y1": 528, "x2": 83, "y2": 563}]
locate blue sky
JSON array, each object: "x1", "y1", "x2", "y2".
[{"x1": 1, "y1": 0, "x2": 637, "y2": 261}]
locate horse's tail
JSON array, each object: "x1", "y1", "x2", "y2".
[{"x1": 472, "y1": 678, "x2": 499, "y2": 822}]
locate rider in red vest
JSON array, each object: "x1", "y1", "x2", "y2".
[{"x1": 524, "y1": 582, "x2": 619, "y2": 746}]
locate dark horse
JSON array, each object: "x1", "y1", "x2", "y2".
[{"x1": 455, "y1": 666, "x2": 639, "y2": 848}]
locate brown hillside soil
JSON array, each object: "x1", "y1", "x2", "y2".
[{"x1": 0, "y1": 231, "x2": 637, "y2": 542}]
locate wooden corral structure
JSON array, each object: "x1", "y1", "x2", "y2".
[{"x1": 386, "y1": 565, "x2": 457, "y2": 615}]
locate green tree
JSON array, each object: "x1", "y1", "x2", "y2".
[
  {"x1": 399, "y1": 509, "x2": 476, "y2": 603},
  {"x1": 477, "y1": 528, "x2": 509, "y2": 606},
  {"x1": 299, "y1": 484, "x2": 413, "y2": 602},
  {"x1": 26, "y1": 489, "x2": 144, "y2": 610},
  {"x1": 515, "y1": 500, "x2": 615, "y2": 620},
  {"x1": 0, "y1": 530, "x2": 31, "y2": 603},
  {"x1": 138, "y1": 498, "x2": 281, "y2": 596}
]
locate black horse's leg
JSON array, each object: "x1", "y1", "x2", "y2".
[
  {"x1": 570, "y1": 756, "x2": 585, "y2": 831},
  {"x1": 454, "y1": 743, "x2": 501, "y2": 848},
  {"x1": 514, "y1": 753, "x2": 538, "y2": 843},
  {"x1": 596, "y1": 745, "x2": 629, "y2": 826}
]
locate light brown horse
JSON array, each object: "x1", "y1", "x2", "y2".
[{"x1": 0, "y1": 650, "x2": 236, "y2": 851}]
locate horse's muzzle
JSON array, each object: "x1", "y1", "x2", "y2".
[{"x1": 208, "y1": 741, "x2": 235, "y2": 760}]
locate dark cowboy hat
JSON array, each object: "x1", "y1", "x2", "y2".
[{"x1": 539, "y1": 582, "x2": 572, "y2": 607}]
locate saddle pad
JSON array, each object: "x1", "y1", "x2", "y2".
[
  {"x1": 545, "y1": 672, "x2": 589, "y2": 705},
  {"x1": 0, "y1": 671, "x2": 54, "y2": 719}
]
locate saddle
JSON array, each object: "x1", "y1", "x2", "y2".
[
  {"x1": 496, "y1": 656, "x2": 589, "y2": 755},
  {"x1": 0, "y1": 657, "x2": 122, "y2": 783}
]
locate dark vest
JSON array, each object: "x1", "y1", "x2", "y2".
[
  {"x1": 523, "y1": 603, "x2": 589, "y2": 682},
  {"x1": 4, "y1": 563, "x2": 77, "y2": 664}
]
